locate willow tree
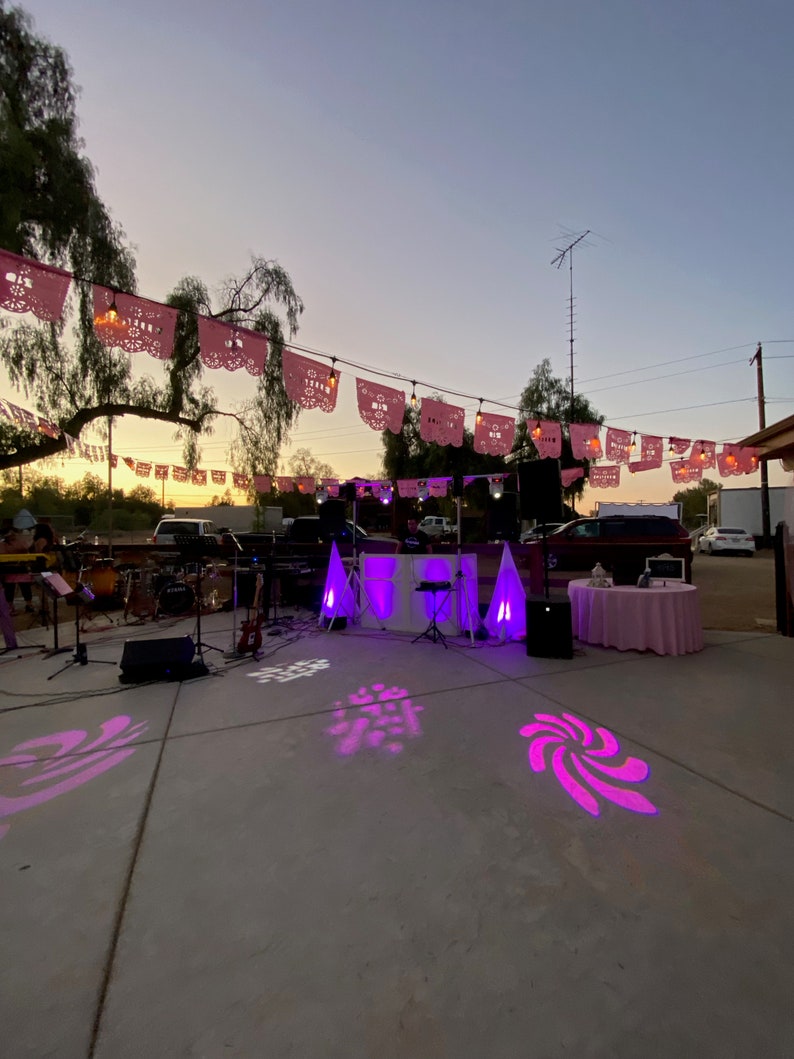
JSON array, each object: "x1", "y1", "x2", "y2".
[
  {"x1": 0, "y1": 3, "x2": 303, "y2": 477},
  {"x1": 513, "y1": 358, "x2": 604, "y2": 505}
]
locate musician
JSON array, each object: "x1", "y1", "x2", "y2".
[
  {"x1": 396, "y1": 515, "x2": 433, "y2": 555},
  {"x1": 2, "y1": 522, "x2": 35, "y2": 612}
]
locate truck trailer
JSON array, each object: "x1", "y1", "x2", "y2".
[{"x1": 706, "y1": 487, "x2": 788, "y2": 539}]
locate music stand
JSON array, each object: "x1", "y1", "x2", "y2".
[
  {"x1": 47, "y1": 583, "x2": 116, "y2": 678},
  {"x1": 39, "y1": 570, "x2": 74, "y2": 658},
  {"x1": 173, "y1": 535, "x2": 223, "y2": 670}
]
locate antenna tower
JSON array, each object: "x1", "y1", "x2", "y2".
[{"x1": 551, "y1": 230, "x2": 590, "y2": 420}]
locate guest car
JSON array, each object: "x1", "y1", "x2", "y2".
[
  {"x1": 519, "y1": 522, "x2": 566, "y2": 542},
  {"x1": 523, "y1": 515, "x2": 693, "y2": 582},
  {"x1": 151, "y1": 517, "x2": 222, "y2": 546},
  {"x1": 697, "y1": 526, "x2": 756, "y2": 557}
]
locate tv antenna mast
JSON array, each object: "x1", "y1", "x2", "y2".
[{"x1": 551, "y1": 229, "x2": 591, "y2": 420}]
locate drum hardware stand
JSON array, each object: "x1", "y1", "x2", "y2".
[
  {"x1": 48, "y1": 584, "x2": 116, "y2": 678},
  {"x1": 173, "y1": 535, "x2": 224, "y2": 672}
]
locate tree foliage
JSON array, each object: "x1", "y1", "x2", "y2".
[
  {"x1": 513, "y1": 358, "x2": 605, "y2": 503},
  {"x1": 0, "y1": 4, "x2": 303, "y2": 479},
  {"x1": 672, "y1": 478, "x2": 721, "y2": 529}
]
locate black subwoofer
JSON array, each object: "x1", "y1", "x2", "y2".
[
  {"x1": 119, "y1": 636, "x2": 197, "y2": 683},
  {"x1": 525, "y1": 596, "x2": 573, "y2": 659}
]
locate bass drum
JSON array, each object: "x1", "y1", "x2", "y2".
[{"x1": 157, "y1": 579, "x2": 196, "y2": 618}]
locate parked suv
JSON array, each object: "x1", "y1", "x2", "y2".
[
  {"x1": 286, "y1": 516, "x2": 368, "y2": 545},
  {"x1": 418, "y1": 516, "x2": 456, "y2": 539},
  {"x1": 152, "y1": 517, "x2": 221, "y2": 546},
  {"x1": 523, "y1": 515, "x2": 693, "y2": 582}
]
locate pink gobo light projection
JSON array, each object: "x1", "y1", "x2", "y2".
[
  {"x1": 326, "y1": 684, "x2": 423, "y2": 757},
  {"x1": 0, "y1": 715, "x2": 149, "y2": 840},
  {"x1": 520, "y1": 712, "x2": 658, "y2": 817}
]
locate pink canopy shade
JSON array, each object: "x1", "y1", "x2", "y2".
[
  {"x1": 356, "y1": 377, "x2": 405, "y2": 433},
  {"x1": 589, "y1": 464, "x2": 621, "y2": 487},
  {"x1": 0, "y1": 249, "x2": 71, "y2": 322},
  {"x1": 92, "y1": 286, "x2": 177, "y2": 360},
  {"x1": 474, "y1": 412, "x2": 516, "y2": 455},
  {"x1": 197, "y1": 317, "x2": 268, "y2": 376},
  {"x1": 605, "y1": 427, "x2": 632, "y2": 464},
  {"x1": 528, "y1": 419, "x2": 562, "y2": 459},
  {"x1": 640, "y1": 434, "x2": 664, "y2": 467},
  {"x1": 569, "y1": 422, "x2": 602, "y2": 460},
  {"x1": 282, "y1": 349, "x2": 340, "y2": 412},
  {"x1": 419, "y1": 397, "x2": 464, "y2": 446}
]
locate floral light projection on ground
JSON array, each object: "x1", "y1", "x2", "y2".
[
  {"x1": 519, "y1": 712, "x2": 658, "y2": 818},
  {"x1": 246, "y1": 658, "x2": 331, "y2": 685},
  {"x1": 0, "y1": 715, "x2": 149, "y2": 841},
  {"x1": 326, "y1": 684, "x2": 423, "y2": 757}
]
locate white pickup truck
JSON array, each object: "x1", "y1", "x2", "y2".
[{"x1": 418, "y1": 516, "x2": 456, "y2": 539}]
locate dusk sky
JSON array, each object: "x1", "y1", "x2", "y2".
[{"x1": 7, "y1": 0, "x2": 794, "y2": 507}]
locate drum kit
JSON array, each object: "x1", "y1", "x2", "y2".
[{"x1": 121, "y1": 561, "x2": 221, "y2": 623}]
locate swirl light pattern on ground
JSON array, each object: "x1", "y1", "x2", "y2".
[{"x1": 519, "y1": 712, "x2": 658, "y2": 817}]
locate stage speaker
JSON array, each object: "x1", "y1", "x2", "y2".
[
  {"x1": 452, "y1": 474, "x2": 464, "y2": 498},
  {"x1": 518, "y1": 461, "x2": 564, "y2": 523},
  {"x1": 525, "y1": 596, "x2": 573, "y2": 659},
  {"x1": 339, "y1": 482, "x2": 357, "y2": 502},
  {"x1": 487, "y1": 492, "x2": 519, "y2": 541},
  {"x1": 119, "y1": 636, "x2": 198, "y2": 683},
  {"x1": 318, "y1": 498, "x2": 347, "y2": 537}
]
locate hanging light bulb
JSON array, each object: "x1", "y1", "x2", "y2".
[
  {"x1": 93, "y1": 292, "x2": 128, "y2": 337},
  {"x1": 629, "y1": 431, "x2": 637, "y2": 454},
  {"x1": 489, "y1": 475, "x2": 504, "y2": 499},
  {"x1": 668, "y1": 439, "x2": 675, "y2": 457},
  {"x1": 410, "y1": 382, "x2": 417, "y2": 408},
  {"x1": 328, "y1": 357, "x2": 337, "y2": 389},
  {"x1": 531, "y1": 420, "x2": 543, "y2": 439},
  {"x1": 476, "y1": 399, "x2": 483, "y2": 425}
]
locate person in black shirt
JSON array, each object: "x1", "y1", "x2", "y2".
[{"x1": 397, "y1": 516, "x2": 432, "y2": 554}]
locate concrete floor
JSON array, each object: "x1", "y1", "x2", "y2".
[{"x1": 1, "y1": 605, "x2": 792, "y2": 1058}]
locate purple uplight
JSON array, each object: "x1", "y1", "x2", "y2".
[
  {"x1": 519, "y1": 711, "x2": 658, "y2": 817},
  {"x1": 325, "y1": 683, "x2": 423, "y2": 757},
  {"x1": 0, "y1": 715, "x2": 149, "y2": 840}
]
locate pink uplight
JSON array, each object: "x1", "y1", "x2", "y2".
[{"x1": 519, "y1": 711, "x2": 658, "y2": 818}]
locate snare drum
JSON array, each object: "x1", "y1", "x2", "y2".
[{"x1": 157, "y1": 580, "x2": 196, "y2": 617}]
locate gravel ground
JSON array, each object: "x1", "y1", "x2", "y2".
[{"x1": 691, "y1": 549, "x2": 777, "y2": 632}]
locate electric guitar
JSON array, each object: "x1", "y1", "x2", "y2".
[{"x1": 237, "y1": 572, "x2": 264, "y2": 654}]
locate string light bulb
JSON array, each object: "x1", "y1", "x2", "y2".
[
  {"x1": 410, "y1": 382, "x2": 417, "y2": 408},
  {"x1": 531, "y1": 420, "x2": 543, "y2": 439},
  {"x1": 629, "y1": 431, "x2": 637, "y2": 454},
  {"x1": 668, "y1": 439, "x2": 675, "y2": 457},
  {"x1": 476, "y1": 399, "x2": 483, "y2": 425},
  {"x1": 328, "y1": 357, "x2": 337, "y2": 389}
]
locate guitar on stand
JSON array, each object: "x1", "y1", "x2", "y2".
[{"x1": 236, "y1": 572, "x2": 264, "y2": 655}]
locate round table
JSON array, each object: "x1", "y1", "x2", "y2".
[{"x1": 567, "y1": 579, "x2": 704, "y2": 655}]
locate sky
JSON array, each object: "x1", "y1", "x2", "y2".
[{"x1": 5, "y1": 0, "x2": 794, "y2": 511}]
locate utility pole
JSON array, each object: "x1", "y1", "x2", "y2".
[
  {"x1": 551, "y1": 230, "x2": 590, "y2": 421},
  {"x1": 750, "y1": 342, "x2": 772, "y2": 547}
]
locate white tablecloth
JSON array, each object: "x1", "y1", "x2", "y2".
[{"x1": 567, "y1": 579, "x2": 703, "y2": 655}]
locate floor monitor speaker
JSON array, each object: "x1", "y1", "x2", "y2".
[
  {"x1": 517, "y1": 461, "x2": 564, "y2": 523},
  {"x1": 119, "y1": 636, "x2": 200, "y2": 683},
  {"x1": 525, "y1": 596, "x2": 573, "y2": 659}
]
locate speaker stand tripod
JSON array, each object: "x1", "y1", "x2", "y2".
[{"x1": 173, "y1": 536, "x2": 225, "y2": 674}]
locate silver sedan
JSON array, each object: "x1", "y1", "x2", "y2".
[{"x1": 697, "y1": 526, "x2": 756, "y2": 556}]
